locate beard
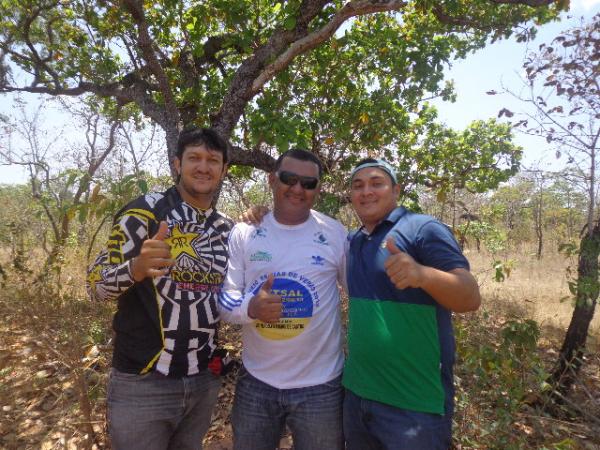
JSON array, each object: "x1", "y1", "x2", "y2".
[{"x1": 177, "y1": 175, "x2": 222, "y2": 208}]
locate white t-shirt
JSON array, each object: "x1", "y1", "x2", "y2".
[{"x1": 219, "y1": 210, "x2": 347, "y2": 389}]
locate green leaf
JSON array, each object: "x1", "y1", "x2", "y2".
[
  {"x1": 283, "y1": 16, "x2": 296, "y2": 30},
  {"x1": 78, "y1": 204, "x2": 88, "y2": 223},
  {"x1": 137, "y1": 179, "x2": 148, "y2": 194}
]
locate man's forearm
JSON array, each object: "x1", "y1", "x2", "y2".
[
  {"x1": 87, "y1": 257, "x2": 135, "y2": 302},
  {"x1": 420, "y1": 267, "x2": 481, "y2": 313}
]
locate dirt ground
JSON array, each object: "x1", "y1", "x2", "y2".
[{"x1": 1, "y1": 247, "x2": 600, "y2": 449}]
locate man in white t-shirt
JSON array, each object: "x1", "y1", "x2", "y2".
[{"x1": 218, "y1": 149, "x2": 346, "y2": 450}]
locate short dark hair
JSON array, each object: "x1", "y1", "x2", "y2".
[
  {"x1": 176, "y1": 127, "x2": 229, "y2": 164},
  {"x1": 274, "y1": 148, "x2": 323, "y2": 178}
]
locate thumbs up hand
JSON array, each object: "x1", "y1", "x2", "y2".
[
  {"x1": 153, "y1": 220, "x2": 169, "y2": 241},
  {"x1": 383, "y1": 238, "x2": 425, "y2": 290},
  {"x1": 238, "y1": 205, "x2": 270, "y2": 225},
  {"x1": 131, "y1": 221, "x2": 175, "y2": 282},
  {"x1": 248, "y1": 273, "x2": 283, "y2": 323}
]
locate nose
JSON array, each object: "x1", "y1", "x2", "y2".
[
  {"x1": 358, "y1": 185, "x2": 374, "y2": 196},
  {"x1": 195, "y1": 158, "x2": 210, "y2": 172},
  {"x1": 289, "y1": 181, "x2": 304, "y2": 194}
]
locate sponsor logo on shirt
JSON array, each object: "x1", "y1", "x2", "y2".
[
  {"x1": 250, "y1": 273, "x2": 317, "y2": 340},
  {"x1": 251, "y1": 227, "x2": 267, "y2": 239},
  {"x1": 249, "y1": 250, "x2": 272, "y2": 262},
  {"x1": 313, "y1": 232, "x2": 329, "y2": 245},
  {"x1": 171, "y1": 270, "x2": 224, "y2": 284},
  {"x1": 311, "y1": 255, "x2": 325, "y2": 266},
  {"x1": 166, "y1": 224, "x2": 199, "y2": 260}
]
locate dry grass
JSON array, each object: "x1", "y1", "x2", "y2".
[
  {"x1": 1, "y1": 243, "x2": 600, "y2": 449},
  {"x1": 466, "y1": 245, "x2": 600, "y2": 351}
]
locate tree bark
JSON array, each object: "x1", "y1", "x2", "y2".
[
  {"x1": 549, "y1": 222, "x2": 600, "y2": 397},
  {"x1": 535, "y1": 192, "x2": 543, "y2": 260}
]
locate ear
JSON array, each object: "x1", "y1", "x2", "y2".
[
  {"x1": 173, "y1": 157, "x2": 181, "y2": 176},
  {"x1": 221, "y1": 163, "x2": 228, "y2": 178},
  {"x1": 268, "y1": 171, "x2": 275, "y2": 188},
  {"x1": 392, "y1": 183, "x2": 401, "y2": 198}
]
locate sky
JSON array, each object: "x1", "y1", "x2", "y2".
[
  {"x1": 431, "y1": 0, "x2": 600, "y2": 170},
  {"x1": 1, "y1": 1, "x2": 599, "y2": 185}
]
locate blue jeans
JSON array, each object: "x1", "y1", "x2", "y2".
[
  {"x1": 343, "y1": 389, "x2": 452, "y2": 450},
  {"x1": 231, "y1": 367, "x2": 344, "y2": 450},
  {"x1": 107, "y1": 368, "x2": 221, "y2": 450}
]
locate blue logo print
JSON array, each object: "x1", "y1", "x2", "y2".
[
  {"x1": 313, "y1": 232, "x2": 328, "y2": 245},
  {"x1": 311, "y1": 255, "x2": 325, "y2": 266},
  {"x1": 252, "y1": 227, "x2": 267, "y2": 239},
  {"x1": 250, "y1": 251, "x2": 272, "y2": 262}
]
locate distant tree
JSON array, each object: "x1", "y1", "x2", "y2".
[
  {"x1": 0, "y1": 0, "x2": 563, "y2": 180},
  {"x1": 486, "y1": 176, "x2": 535, "y2": 243},
  {"x1": 500, "y1": 14, "x2": 600, "y2": 398},
  {"x1": 0, "y1": 183, "x2": 42, "y2": 273},
  {"x1": 399, "y1": 115, "x2": 523, "y2": 202},
  {"x1": 545, "y1": 172, "x2": 587, "y2": 243},
  {"x1": 522, "y1": 169, "x2": 550, "y2": 259},
  {"x1": 0, "y1": 101, "x2": 120, "y2": 274}
]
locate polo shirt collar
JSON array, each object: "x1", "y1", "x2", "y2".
[
  {"x1": 359, "y1": 206, "x2": 407, "y2": 236},
  {"x1": 383, "y1": 206, "x2": 406, "y2": 225}
]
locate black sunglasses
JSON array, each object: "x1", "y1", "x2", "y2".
[{"x1": 276, "y1": 171, "x2": 319, "y2": 190}]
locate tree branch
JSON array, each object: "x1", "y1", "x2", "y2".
[
  {"x1": 71, "y1": 120, "x2": 120, "y2": 206},
  {"x1": 491, "y1": 0, "x2": 556, "y2": 5},
  {"x1": 229, "y1": 145, "x2": 276, "y2": 172},
  {"x1": 431, "y1": 4, "x2": 486, "y2": 27},
  {"x1": 0, "y1": 80, "x2": 169, "y2": 129},
  {"x1": 250, "y1": 0, "x2": 408, "y2": 96},
  {"x1": 120, "y1": 0, "x2": 180, "y2": 129},
  {"x1": 213, "y1": 0, "x2": 411, "y2": 137}
]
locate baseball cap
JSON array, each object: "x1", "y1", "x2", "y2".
[{"x1": 350, "y1": 158, "x2": 397, "y2": 185}]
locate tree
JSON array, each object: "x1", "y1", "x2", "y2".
[
  {"x1": 399, "y1": 114, "x2": 523, "y2": 201},
  {"x1": 0, "y1": 100, "x2": 121, "y2": 274},
  {"x1": 0, "y1": 0, "x2": 564, "y2": 179},
  {"x1": 502, "y1": 14, "x2": 600, "y2": 398},
  {"x1": 485, "y1": 175, "x2": 535, "y2": 242},
  {"x1": 544, "y1": 172, "x2": 586, "y2": 244}
]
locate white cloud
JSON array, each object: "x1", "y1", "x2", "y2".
[{"x1": 571, "y1": 0, "x2": 600, "y2": 12}]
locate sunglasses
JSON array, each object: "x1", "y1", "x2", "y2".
[{"x1": 276, "y1": 171, "x2": 319, "y2": 190}]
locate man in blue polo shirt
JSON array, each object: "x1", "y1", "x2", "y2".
[{"x1": 343, "y1": 158, "x2": 481, "y2": 450}]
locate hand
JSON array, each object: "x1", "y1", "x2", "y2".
[
  {"x1": 248, "y1": 273, "x2": 282, "y2": 323},
  {"x1": 383, "y1": 238, "x2": 426, "y2": 290},
  {"x1": 131, "y1": 221, "x2": 175, "y2": 282},
  {"x1": 238, "y1": 205, "x2": 269, "y2": 225}
]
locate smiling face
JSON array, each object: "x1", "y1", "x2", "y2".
[
  {"x1": 174, "y1": 144, "x2": 227, "y2": 209},
  {"x1": 350, "y1": 167, "x2": 400, "y2": 232},
  {"x1": 268, "y1": 156, "x2": 320, "y2": 225}
]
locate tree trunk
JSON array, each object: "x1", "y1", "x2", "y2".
[
  {"x1": 165, "y1": 123, "x2": 181, "y2": 181},
  {"x1": 536, "y1": 219, "x2": 543, "y2": 260},
  {"x1": 535, "y1": 182, "x2": 543, "y2": 260},
  {"x1": 549, "y1": 223, "x2": 600, "y2": 397}
]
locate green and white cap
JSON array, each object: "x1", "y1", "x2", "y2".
[{"x1": 350, "y1": 158, "x2": 397, "y2": 185}]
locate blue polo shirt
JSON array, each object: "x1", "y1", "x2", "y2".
[{"x1": 342, "y1": 207, "x2": 469, "y2": 415}]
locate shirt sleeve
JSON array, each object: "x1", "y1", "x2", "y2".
[
  {"x1": 86, "y1": 210, "x2": 153, "y2": 301},
  {"x1": 338, "y1": 230, "x2": 349, "y2": 295},
  {"x1": 415, "y1": 220, "x2": 470, "y2": 272},
  {"x1": 218, "y1": 224, "x2": 255, "y2": 324}
]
